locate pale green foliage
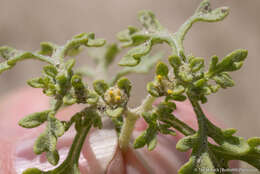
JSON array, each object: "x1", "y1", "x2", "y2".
[{"x1": 0, "y1": 0, "x2": 258, "y2": 174}]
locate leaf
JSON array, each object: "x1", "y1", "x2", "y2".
[
  {"x1": 156, "y1": 62, "x2": 169, "y2": 77},
  {"x1": 46, "y1": 150, "x2": 59, "y2": 166},
  {"x1": 43, "y1": 65, "x2": 58, "y2": 78},
  {"x1": 19, "y1": 110, "x2": 50, "y2": 128},
  {"x1": 106, "y1": 107, "x2": 124, "y2": 118},
  {"x1": 49, "y1": 115, "x2": 65, "y2": 137},
  {"x1": 167, "y1": 94, "x2": 187, "y2": 101},
  {"x1": 22, "y1": 168, "x2": 43, "y2": 174},
  {"x1": 172, "y1": 85, "x2": 185, "y2": 95},
  {"x1": 119, "y1": 40, "x2": 152, "y2": 66},
  {"x1": 104, "y1": 44, "x2": 119, "y2": 67},
  {"x1": 176, "y1": 134, "x2": 197, "y2": 152},
  {"x1": 71, "y1": 74, "x2": 87, "y2": 103},
  {"x1": 93, "y1": 80, "x2": 109, "y2": 96},
  {"x1": 117, "y1": 77, "x2": 132, "y2": 96},
  {"x1": 65, "y1": 59, "x2": 76, "y2": 72},
  {"x1": 38, "y1": 42, "x2": 56, "y2": 56},
  {"x1": 112, "y1": 52, "x2": 164, "y2": 84},
  {"x1": 147, "y1": 134, "x2": 157, "y2": 151},
  {"x1": 87, "y1": 38, "x2": 106, "y2": 47},
  {"x1": 196, "y1": 0, "x2": 229, "y2": 22},
  {"x1": 213, "y1": 72, "x2": 234, "y2": 88},
  {"x1": 33, "y1": 131, "x2": 56, "y2": 154},
  {"x1": 189, "y1": 57, "x2": 204, "y2": 72},
  {"x1": 209, "y1": 49, "x2": 248, "y2": 76},
  {"x1": 27, "y1": 77, "x2": 45, "y2": 88},
  {"x1": 178, "y1": 65, "x2": 193, "y2": 82},
  {"x1": 147, "y1": 82, "x2": 160, "y2": 97},
  {"x1": 0, "y1": 46, "x2": 17, "y2": 59},
  {"x1": 179, "y1": 153, "x2": 215, "y2": 174},
  {"x1": 138, "y1": 10, "x2": 163, "y2": 31},
  {"x1": 134, "y1": 131, "x2": 147, "y2": 149},
  {"x1": 86, "y1": 92, "x2": 99, "y2": 104},
  {"x1": 62, "y1": 32, "x2": 105, "y2": 57},
  {"x1": 169, "y1": 55, "x2": 181, "y2": 69}
]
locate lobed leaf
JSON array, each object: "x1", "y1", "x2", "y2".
[{"x1": 19, "y1": 110, "x2": 50, "y2": 128}]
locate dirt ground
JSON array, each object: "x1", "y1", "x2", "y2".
[{"x1": 0, "y1": 0, "x2": 259, "y2": 173}]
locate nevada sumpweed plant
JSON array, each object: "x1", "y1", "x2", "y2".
[{"x1": 0, "y1": 0, "x2": 259, "y2": 173}]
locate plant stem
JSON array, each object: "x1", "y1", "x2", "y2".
[
  {"x1": 119, "y1": 109, "x2": 139, "y2": 151},
  {"x1": 168, "y1": 116, "x2": 195, "y2": 136},
  {"x1": 51, "y1": 121, "x2": 92, "y2": 173},
  {"x1": 187, "y1": 93, "x2": 209, "y2": 152},
  {"x1": 119, "y1": 95, "x2": 156, "y2": 151}
]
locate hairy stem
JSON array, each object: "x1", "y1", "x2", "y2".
[
  {"x1": 187, "y1": 93, "x2": 209, "y2": 154},
  {"x1": 119, "y1": 95, "x2": 156, "y2": 150},
  {"x1": 52, "y1": 121, "x2": 92, "y2": 173},
  {"x1": 119, "y1": 109, "x2": 139, "y2": 151}
]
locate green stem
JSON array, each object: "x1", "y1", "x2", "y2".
[
  {"x1": 119, "y1": 95, "x2": 156, "y2": 150},
  {"x1": 119, "y1": 109, "x2": 139, "y2": 151},
  {"x1": 51, "y1": 121, "x2": 92, "y2": 173},
  {"x1": 187, "y1": 93, "x2": 209, "y2": 152},
  {"x1": 168, "y1": 116, "x2": 195, "y2": 136}
]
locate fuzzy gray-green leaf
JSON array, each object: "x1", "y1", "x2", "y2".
[{"x1": 19, "y1": 110, "x2": 50, "y2": 128}]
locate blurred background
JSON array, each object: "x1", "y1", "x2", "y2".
[{"x1": 0, "y1": 0, "x2": 259, "y2": 173}]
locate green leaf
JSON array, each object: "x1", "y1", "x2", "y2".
[
  {"x1": 193, "y1": 78, "x2": 206, "y2": 88},
  {"x1": 138, "y1": 10, "x2": 163, "y2": 31},
  {"x1": 71, "y1": 74, "x2": 87, "y2": 103},
  {"x1": 169, "y1": 55, "x2": 181, "y2": 69},
  {"x1": 49, "y1": 115, "x2": 65, "y2": 137},
  {"x1": 213, "y1": 72, "x2": 234, "y2": 88},
  {"x1": 157, "y1": 101, "x2": 176, "y2": 115},
  {"x1": 209, "y1": 49, "x2": 248, "y2": 77},
  {"x1": 172, "y1": 85, "x2": 185, "y2": 95},
  {"x1": 104, "y1": 44, "x2": 119, "y2": 67},
  {"x1": 65, "y1": 59, "x2": 76, "y2": 72},
  {"x1": 46, "y1": 150, "x2": 59, "y2": 166},
  {"x1": 22, "y1": 168, "x2": 43, "y2": 174},
  {"x1": 43, "y1": 65, "x2": 58, "y2": 78},
  {"x1": 117, "y1": 77, "x2": 132, "y2": 96},
  {"x1": 119, "y1": 40, "x2": 152, "y2": 66},
  {"x1": 190, "y1": 57, "x2": 204, "y2": 72},
  {"x1": 134, "y1": 131, "x2": 147, "y2": 149},
  {"x1": 0, "y1": 46, "x2": 16, "y2": 59},
  {"x1": 147, "y1": 82, "x2": 160, "y2": 97},
  {"x1": 86, "y1": 92, "x2": 99, "y2": 104},
  {"x1": 33, "y1": 131, "x2": 56, "y2": 154},
  {"x1": 87, "y1": 38, "x2": 106, "y2": 47},
  {"x1": 147, "y1": 134, "x2": 157, "y2": 151},
  {"x1": 19, "y1": 110, "x2": 50, "y2": 128},
  {"x1": 93, "y1": 80, "x2": 109, "y2": 96},
  {"x1": 38, "y1": 42, "x2": 56, "y2": 56},
  {"x1": 27, "y1": 77, "x2": 45, "y2": 88},
  {"x1": 178, "y1": 64, "x2": 193, "y2": 82},
  {"x1": 217, "y1": 49, "x2": 247, "y2": 72},
  {"x1": 167, "y1": 94, "x2": 187, "y2": 101},
  {"x1": 106, "y1": 107, "x2": 124, "y2": 118},
  {"x1": 62, "y1": 32, "x2": 105, "y2": 57},
  {"x1": 112, "y1": 52, "x2": 164, "y2": 84},
  {"x1": 196, "y1": 0, "x2": 229, "y2": 22},
  {"x1": 247, "y1": 137, "x2": 260, "y2": 147},
  {"x1": 156, "y1": 62, "x2": 169, "y2": 77},
  {"x1": 176, "y1": 134, "x2": 197, "y2": 152}
]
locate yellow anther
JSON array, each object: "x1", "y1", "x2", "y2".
[
  {"x1": 115, "y1": 89, "x2": 121, "y2": 96},
  {"x1": 167, "y1": 89, "x2": 173, "y2": 95},
  {"x1": 115, "y1": 95, "x2": 121, "y2": 101},
  {"x1": 108, "y1": 90, "x2": 114, "y2": 96},
  {"x1": 157, "y1": 75, "x2": 162, "y2": 81}
]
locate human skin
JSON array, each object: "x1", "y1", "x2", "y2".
[{"x1": 0, "y1": 87, "x2": 237, "y2": 174}]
